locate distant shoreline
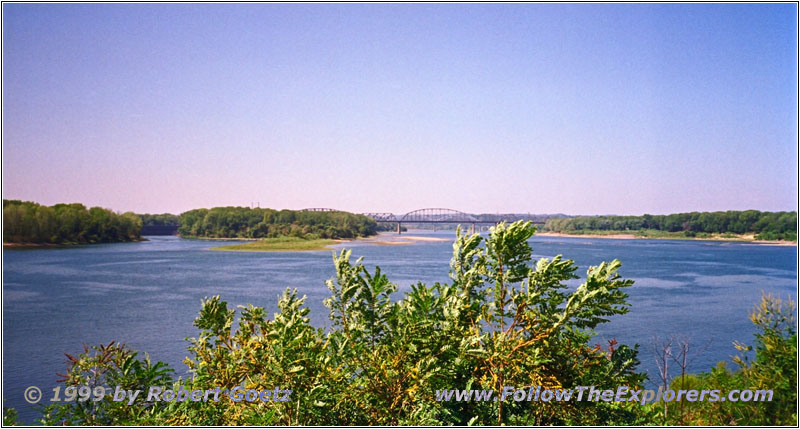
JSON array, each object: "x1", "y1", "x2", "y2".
[{"x1": 536, "y1": 232, "x2": 797, "y2": 246}]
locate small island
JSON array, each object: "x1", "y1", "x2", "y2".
[{"x1": 179, "y1": 206, "x2": 377, "y2": 251}]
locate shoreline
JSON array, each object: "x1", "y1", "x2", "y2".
[
  {"x1": 3, "y1": 238, "x2": 148, "y2": 248},
  {"x1": 357, "y1": 234, "x2": 452, "y2": 246},
  {"x1": 535, "y1": 232, "x2": 797, "y2": 246},
  {"x1": 179, "y1": 236, "x2": 260, "y2": 241}
]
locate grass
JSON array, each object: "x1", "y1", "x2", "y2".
[{"x1": 211, "y1": 236, "x2": 340, "y2": 252}]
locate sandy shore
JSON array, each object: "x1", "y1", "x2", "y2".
[
  {"x1": 3, "y1": 242, "x2": 67, "y2": 248},
  {"x1": 537, "y1": 232, "x2": 638, "y2": 240},
  {"x1": 354, "y1": 234, "x2": 452, "y2": 246},
  {"x1": 183, "y1": 237, "x2": 259, "y2": 241},
  {"x1": 536, "y1": 232, "x2": 797, "y2": 246}
]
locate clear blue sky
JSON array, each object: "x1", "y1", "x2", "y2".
[{"x1": 2, "y1": 3, "x2": 797, "y2": 215}]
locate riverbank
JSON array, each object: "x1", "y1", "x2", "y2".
[
  {"x1": 359, "y1": 234, "x2": 452, "y2": 245},
  {"x1": 536, "y1": 231, "x2": 797, "y2": 246},
  {"x1": 4, "y1": 242, "x2": 75, "y2": 249},
  {"x1": 181, "y1": 236, "x2": 259, "y2": 241},
  {"x1": 3, "y1": 238, "x2": 147, "y2": 248}
]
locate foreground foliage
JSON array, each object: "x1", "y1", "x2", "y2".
[
  {"x1": 659, "y1": 294, "x2": 797, "y2": 425},
  {"x1": 3, "y1": 200, "x2": 142, "y2": 245},
  {"x1": 22, "y1": 221, "x2": 797, "y2": 426}
]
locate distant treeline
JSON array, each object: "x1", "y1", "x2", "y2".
[
  {"x1": 543, "y1": 210, "x2": 797, "y2": 241},
  {"x1": 3, "y1": 200, "x2": 142, "y2": 245},
  {"x1": 139, "y1": 213, "x2": 180, "y2": 226},
  {"x1": 178, "y1": 207, "x2": 377, "y2": 239}
]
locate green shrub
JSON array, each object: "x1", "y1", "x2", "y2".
[{"x1": 660, "y1": 294, "x2": 797, "y2": 425}]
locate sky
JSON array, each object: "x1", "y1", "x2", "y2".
[{"x1": 2, "y1": 3, "x2": 797, "y2": 215}]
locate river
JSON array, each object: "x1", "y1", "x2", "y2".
[{"x1": 3, "y1": 233, "x2": 796, "y2": 423}]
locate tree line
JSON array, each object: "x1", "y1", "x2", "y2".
[
  {"x1": 3, "y1": 200, "x2": 142, "y2": 245},
  {"x1": 543, "y1": 210, "x2": 797, "y2": 241},
  {"x1": 13, "y1": 221, "x2": 794, "y2": 426},
  {"x1": 177, "y1": 207, "x2": 377, "y2": 239},
  {"x1": 3, "y1": 202, "x2": 379, "y2": 244},
  {"x1": 139, "y1": 213, "x2": 180, "y2": 227}
]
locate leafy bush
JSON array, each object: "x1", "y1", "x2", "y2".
[
  {"x1": 661, "y1": 294, "x2": 797, "y2": 425},
  {"x1": 39, "y1": 342, "x2": 174, "y2": 425}
]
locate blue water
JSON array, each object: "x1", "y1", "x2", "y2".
[{"x1": 3, "y1": 233, "x2": 797, "y2": 423}]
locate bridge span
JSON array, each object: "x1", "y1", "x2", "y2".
[{"x1": 302, "y1": 207, "x2": 546, "y2": 234}]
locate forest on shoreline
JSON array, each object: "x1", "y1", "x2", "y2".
[
  {"x1": 2, "y1": 200, "x2": 141, "y2": 245},
  {"x1": 542, "y1": 211, "x2": 797, "y2": 242}
]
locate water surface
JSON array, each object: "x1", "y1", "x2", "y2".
[{"x1": 3, "y1": 234, "x2": 796, "y2": 423}]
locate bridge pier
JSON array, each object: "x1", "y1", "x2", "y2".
[{"x1": 397, "y1": 222, "x2": 402, "y2": 235}]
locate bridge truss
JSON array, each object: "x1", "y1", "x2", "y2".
[
  {"x1": 300, "y1": 208, "x2": 339, "y2": 212},
  {"x1": 398, "y1": 208, "x2": 479, "y2": 223},
  {"x1": 360, "y1": 212, "x2": 398, "y2": 222},
  {"x1": 298, "y1": 208, "x2": 543, "y2": 234}
]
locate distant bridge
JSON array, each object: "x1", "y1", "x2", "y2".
[
  {"x1": 301, "y1": 208, "x2": 339, "y2": 212},
  {"x1": 140, "y1": 208, "x2": 545, "y2": 237},
  {"x1": 302, "y1": 207, "x2": 545, "y2": 234}
]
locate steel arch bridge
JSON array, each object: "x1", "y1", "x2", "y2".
[
  {"x1": 398, "y1": 208, "x2": 479, "y2": 223},
  {"x1": 298, "y1": 208, "x2": 543, "y2": 234},
  {"x1": 359, "y1": 209, "x2": 538, "y2": 225},
  {"x1": 366, "y1": 209, "x2": 484, "y2": 234}
]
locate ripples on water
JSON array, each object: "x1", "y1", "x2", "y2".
[{"x1": 3, "y1": 234, "x2": 797, "y2": 422}]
